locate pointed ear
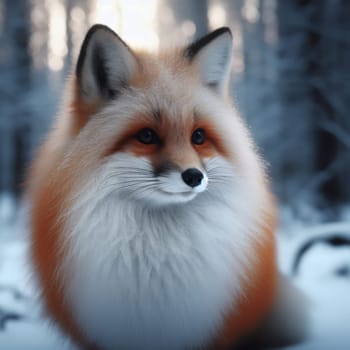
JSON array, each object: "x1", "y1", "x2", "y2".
[
  {"x1": 76, "y1": 24, "x2": 138, "y2": 103},
  {"x1": 184, "y1": 27, "x2": 233, "y2": 94}
]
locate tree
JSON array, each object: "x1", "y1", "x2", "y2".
[{"x1": 0, "y1": 0, "x2": 32, "y2": 196}]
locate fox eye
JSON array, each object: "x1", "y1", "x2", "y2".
[
  {"x1": 191, "y1": 128, "x2": 205, "y2": 145},
  {"x1": 136, "y1": 128, "x2": 159, "y2": 144}
]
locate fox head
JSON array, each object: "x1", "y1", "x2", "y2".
[{"x1": 65, "y1": 24, "x2": 263, "y2": 207}]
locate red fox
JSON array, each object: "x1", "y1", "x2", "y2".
[{"x1": 28, "y1": 25, "x2": 307, "y2": 349}]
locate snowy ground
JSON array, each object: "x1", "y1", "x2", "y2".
[
  {"x1": 277, "y1": 220, "x2": 350, "y2": 350},
  {"x1": 1, "y1": 194, "x2": 350, "y2": 350}
]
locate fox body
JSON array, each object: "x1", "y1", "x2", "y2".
[{"x1": 29, "y1": 26, "x2": 283, "y2": 349}]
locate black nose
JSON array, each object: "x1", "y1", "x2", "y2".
[{"x1": 181, "y1": 168, "x2": 204, "y2": 188}]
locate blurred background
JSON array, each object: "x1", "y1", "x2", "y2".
[
  {"x1": 1, "y1": 0, "x2": 350, "y2": 223},
  {"x1": 1, "y1": 1, "x2": 350, "y2": 349}
]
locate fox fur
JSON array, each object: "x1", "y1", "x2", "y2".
[{"x1": 28, "y1": 25, "x2": 307, "y2": 349}]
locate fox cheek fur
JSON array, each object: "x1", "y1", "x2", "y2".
[{"x1": 28, "y1": 25, "x2": 308, "y2": 350}]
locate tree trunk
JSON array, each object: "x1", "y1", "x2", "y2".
[
  {"x1": 0, "y1": 0, "x2": 32, "y2": 197},
  {"x1": 277, "y1": 0, "x2": 316, "y2": 205}
]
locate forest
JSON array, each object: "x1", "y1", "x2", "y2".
[{"x1": 1, "y1": 0, "x2": 350, "y2": 221}]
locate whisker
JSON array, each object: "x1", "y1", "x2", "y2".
[
  {"x1": 102, "y1": 173, "x2": 154, "y2": 180},
  {"x1": 128, "y1": 184, "x2": 159, "y2": 198}
]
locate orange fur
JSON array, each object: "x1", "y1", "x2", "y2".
[
  {"x1": 212, "y1": 202, "x2": 277, "y2": 348},
  {"x1": 70, "y1": 79, "x2": 100, "y2": 135},
  {"x1": 28, "y1": 96, "x2": 99, "y2": 347},
  {"x1": 192, "y1": 120, "x2": 231, "y2": 159},
  {"x1": 30, "y1": 158, "x2": 91, "y2": 348}
]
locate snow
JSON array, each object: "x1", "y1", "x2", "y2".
[
  {"x1": 280, "y1": 249, "x2": 350, "y2": 350},
  {"x1": 277, "y1": 216, "x2": 350, "y2": 350},
  {"x1": 0, "y1": 195, "x2": 76, "y2": 350},
  {"x1": 1, "y1": 195, "x2": 350, "y2": 349},
  {"x1": 0, "y1": 238, "x2": 68, "y2": 350}
]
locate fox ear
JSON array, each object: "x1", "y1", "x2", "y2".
[
  {"x1": 184, "y1": 27, "x2": 232, "y2": 94},
  {"x1": 76, "y1": 24, "x2": 137, "y2": 102}
]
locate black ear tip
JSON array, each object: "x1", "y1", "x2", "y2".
[
  {"x1": 212, "y1": 27, "x2": 232, "y2": 38},
  {"x1": 184, "y1": 26, "x2": 233, "y2": 61},
  {"x1": 76, "y1": 24, "x2": 117, "y2": 81},
  {"x1": 86, "y1": 24, "x2": 117, "y2": 37}
]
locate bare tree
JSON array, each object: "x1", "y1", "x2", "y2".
[{"x1": 0, "y1": 0, "x2": 32, "y2": 196}]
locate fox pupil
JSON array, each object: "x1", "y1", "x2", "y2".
[
  {"x1": 136, "y1": 128, "x2": 159, "y2": 144},
  {"x1": 192, "y1": 128, "x2": 205, "y2": 145}
]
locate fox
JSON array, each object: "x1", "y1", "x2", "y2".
[{"x1": 28, "y1": 25, "x2": 307, "y2": 349}]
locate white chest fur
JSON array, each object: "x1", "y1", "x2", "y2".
[{"x1": 61, "y1": 181, "x2": 261, "y2": 350}]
